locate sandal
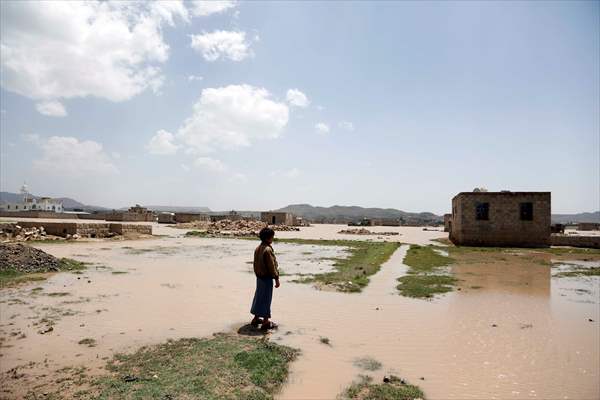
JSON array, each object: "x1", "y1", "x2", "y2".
[
  {"x1": 261, "y1": 321, "x2": 278, "y2": 331},
  {"x1": 250, "y1": 318, "x2": 263, "y2": 327}
]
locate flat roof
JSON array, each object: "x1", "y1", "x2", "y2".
[{"x1": 453, "y1": 191, "x2": 551, "y2": 200}]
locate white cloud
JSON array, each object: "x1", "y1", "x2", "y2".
[
  {"x1": 147, "y1": 129, "x2": 179, "y2": 155},
  {"x1": 190, "y1": 1, "x2": 237, "y2": 16},
  {"x1": 32, "y1": 136, "x2": 118, "y2": 177},
  {"x1": 315, "y1": 122, "x2": 330, "y2": 134},
  {"x1": 338, "y1": 121, "x2": 354, "y2": 131},
  {"x1": 111, "y1": 151, "x2": 121, "y2": 159},
  {"x1": 188, "y1": 75, "x2": 204, "y2": 81},
  {"x1": 194, "y1": 156, "x2": 227, "y2": 172},
  {"x1": 181, "y1": 163, "x2": 190, "y2": 172},
  {"x1": 286, "y1": 89, "x2": 309, "y2": 108},
  {"x1": 230, "y1": 172, "x2": 247, "y2": 182},
  {"x1": 190, "y1": 31, "x2": 252, "y2": 62},
  {"x1": 35, "y1": 100, "x2": 67, "y2": 117},
  {"x1": 0, "y1": 1, "x2": 187, "y2": 109},
  {"x1": 177, "y1": 84, "x2": 289, "y2": 153}
]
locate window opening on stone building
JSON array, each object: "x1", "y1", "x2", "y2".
[
  {"x1": 475, "y1": 202, "x2": 489, "y2": 220},
  {"x1": 520, "y1": 202, "x2": 533, "y2": 221}
]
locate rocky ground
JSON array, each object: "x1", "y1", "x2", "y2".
[
  {"x1": 0, "y1": 243, "x2": 60, "y2": 273},
  {"x1": 174, "y1": 218, "x2": 300, "y2": 236}
]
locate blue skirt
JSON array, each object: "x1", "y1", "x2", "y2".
[{"x1": 251, "y1": 277, "x2": 273, "y2": 318}]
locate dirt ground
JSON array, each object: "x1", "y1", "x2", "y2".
[{"x1": 0, "y1": 222, "x2": 598, "y2": 399}]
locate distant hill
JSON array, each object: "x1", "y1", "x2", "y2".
[
  {"x1": 0, "y1": 191, "x2": 108, "y2": 211},
  {"x1": 552, "y1": 212, "x2": 600, "y2": 224},
  {"x1": 141, "y1": 205, "x2": 211, "y2": 213},
  {"x1": 274, "y1": 204, "x2": 442, "y2": 224}
]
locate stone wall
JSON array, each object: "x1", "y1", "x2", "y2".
[
  {"x1": 174, "y1": 213, "x2": 210, "y2": 223},
  {"x1": 261, "y1": 212, "x2": 294, "y2": 225},
  {"x1": 0, "y1": 211, "x2": 79, "y2": 219},
  {"x1": 105, "y1": 212, "x2": 154, "y2": 222},
  {"x1": 550, "y1": 235, "x2": 600, "y2": 249},
  {"x1": 109, "y1": 223, "x2": 152, "y2": 236},
  {"x1": 15, "y1": 221, "x2": 151, "y2": 237},
  {"x1": 451, "y1": 192, "x2": 551, "y2": 247},
  {"x1": 577, "y1": 223, "x2": 600, "y2": 231}
]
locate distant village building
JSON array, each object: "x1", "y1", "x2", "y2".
[
  {"x1": 0, "y1": 184, "x2": 63, "y2": 213},
  {"x1": 577, "y1": 222, "x2": 600, "y2": 231},
  {"x1": 105, "y1": 204, "x2": 154, "y2": 222},
  {"x1": 174, "y1": 212, "x2": 210, "y2": 223},
  {"x1": 449, "y1": 191, "x2": 551, "y2": 247},
  {"x1": 443, "y1": 214, "x2": 452, "y2": 232},
  {"x1": 261, "y1": 212, "x2": 298, "y2": 226}
]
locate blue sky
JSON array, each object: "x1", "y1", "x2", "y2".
[{"x1": 0, "y1": 0, "x2": 598, "y2": 214}]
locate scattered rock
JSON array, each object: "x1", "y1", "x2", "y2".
[
  {"x1": 0, "y1": 243, "x2": 60, "y2": 273},
  {"x1": 123, "y1": 375, "x2": 138, "y2": 382},
  {"x1": 338, "y1": 228, "x2": 399, "y2": 236},
  {"x1": 589, "y1": 319, "x2": 594, "y2": 322},
  {"x1": 492, "y1": 324, "x2": 497, "y2": 327},
  {"x1": 38, "y1": 326, "x2": 54, "y2": 335}
]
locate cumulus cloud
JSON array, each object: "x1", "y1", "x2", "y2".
[
  {"x1": 286, "y1": 89, "x2": 309, "y2": 108},
  {"x1": 177, "y1": 84, "x2": 289, "y2": 153},
  {"x1": 0, "y1": 1, "x2": 187, "y2": 110},
  {"x1": 338, "y1": 121, "x2": 354, "y2": 131},
  {"x1": 194, "y1": 157, "x2": 227, "y2": 172},
  {"x1": 35, "y1": 101, "x2": 67, "y2": 117},
  {"x1": 315, "y1": 122, "x2": 330, "y2": 134},
  {"x1": 32, "y1": 136, "x2": 118, "y2": 177},
  {"x1": 190, "y1": 0, "x2": 237, "y2": 16},
  {"x1": 147, "y1": 129, "x2": 179, "y2": 155},
  {"x1": 188, "y1": 75, "x2": 204, "y2": 81},
  {"x1": 190, "y1": 31, "x2": 252, "y2": 62}
]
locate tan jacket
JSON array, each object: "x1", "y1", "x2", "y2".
[{"x1": 253, "y1": 243, "x2": 279, "y2": 278}]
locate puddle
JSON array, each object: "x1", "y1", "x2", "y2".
[{"x1": 0, "y1": 231, "x2": 598, "y2": 400}]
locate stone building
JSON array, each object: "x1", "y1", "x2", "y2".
[
  {"x1": 450, "y1": 191, "x2": 551, "y2": 247},
  {"x1": 577, "y1": 222, "x2": 600, "y2": 231},
  {"x1": 261, "y1": 212, "x2": 296, "y2": 226},
  {"x1": 444, "y1": 214, "x2": 452, "y2": 232},
  {"x1": 0, "y1": 184, "x2": 63, "y2": 213}
]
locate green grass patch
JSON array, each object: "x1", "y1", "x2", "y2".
[
  {"x1": 0, "y1": 258, "x2": 86, "y2": 288},
  {"x1": 342, "y1": 375, "x2": 425, "y2": 400},
  {"x1": 275, "y1": 239, "x2": 400, "y2": 292},
  {"x1": 402, "y1": 244, "x2": 454, "y2": 273},
  {"x1": 397, "y1": 245, "x2": 457, "y2": 299},
  {"x1": 92, "y1": 334, "x2": 298, "y2": 400}
]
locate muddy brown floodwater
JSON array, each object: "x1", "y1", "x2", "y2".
[{"x1": 0, "y1": 224, "x2": 598, "y2": 399}]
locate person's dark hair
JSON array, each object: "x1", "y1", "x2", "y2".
[{"x1": 259, "y1": 227, "x2": 275, "y2": 242}]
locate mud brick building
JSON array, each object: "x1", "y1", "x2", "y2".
[
  {"x1": 450, "y1": 191, "x2": 551, "y2": 247},
  {"x1": 261, "y1": 212, "x2": 296, "y2": 226}
]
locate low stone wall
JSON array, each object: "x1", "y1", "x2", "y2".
[
  {"x1": 551, "y1": 234, "x2": 600, "y2": 249},
  {"x1": 15, "y1": 221, "x2": 151, "y2": 238},
  {"x1": 17, "y1": 221, "x2": 80, "y2": 236},
  {"x1": 109, "y1": 223, "x2": 152, "y2": 236},
  {"x1": 0, "y1": 211, "x2": 79, "y2": 219}
]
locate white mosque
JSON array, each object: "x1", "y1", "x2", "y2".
[{"x1": 0, "y1": 184, "x2": 64, "y2": 213}]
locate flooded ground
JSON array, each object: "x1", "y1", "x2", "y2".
[{"x1": 0, "y1": 224, "x2": 599, "y2": 399}]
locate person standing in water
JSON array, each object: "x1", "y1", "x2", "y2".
[{"x1": 250, "y1": 227, "x2": 280, "y2": 330}]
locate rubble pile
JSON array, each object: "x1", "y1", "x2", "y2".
[
  {"x1": 0, "y1": 223, "x2": 61, "y2": 243},
  {"x1": 0, "y1": 243, "x2": 60, "y2": 273},
  {"x1": 338, "y1": 228, "x2": 400, "y2": 236},
  {"x1": 178, "y1": 219, "x2": 300, "y2": 236}
]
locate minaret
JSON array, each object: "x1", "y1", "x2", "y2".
[{"x1": 20, "y1": 182, "x2": 30, "y2": 203}]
